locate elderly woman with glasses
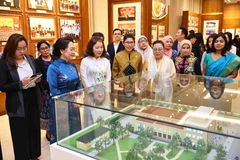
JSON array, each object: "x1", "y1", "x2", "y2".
[
  {"x1": 142, "y1": 40, "x2": 176, "y2": 78},
  {"x1": 35, "y1": 40, "x2": 57, "y2": 141}
]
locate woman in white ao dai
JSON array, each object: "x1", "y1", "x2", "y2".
[{"x1": 80, "y1": 36, "x2": 111, "y2": 88}]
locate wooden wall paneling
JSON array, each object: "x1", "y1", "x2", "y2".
[
  {"x1": 202, "y1": 0, "x2": 224, "y2": 13},
  {"x1": 142, "y1": 0, "x2": 152, "y2": 44},
  {"x1": 80, "y1": 0, "x2": 89, "y2": 56},
  {"x1": 223, "y1": 2, "x2": 240, "y2": 29},
  {"x1": 0, "y1": 92, "x2": 6, "y2": 116}
]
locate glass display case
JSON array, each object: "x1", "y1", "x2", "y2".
[{"x1": 51, "y1": 72, "x2": 240, "y2": 160}]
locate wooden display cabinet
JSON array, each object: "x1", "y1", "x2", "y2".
[{"x1": 182, "y1": 11, "x2": 201, "y2": 33}]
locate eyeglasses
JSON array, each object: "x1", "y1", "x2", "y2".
[
  {"x1": 124, "y1": 41, "x2": 134, "y2": 45},
  {"x1": 16, "y1": 46, "x2": 27, "y2": 52},
  {"x1": 40, "y1": 46, "x2": 49, "y2": 51},
  {"x1": 153, "y1": 48, "x2": 163, "y2": 52},
  {"x1": 139, "y1": 39, "x2": 147, "y2": 43}
]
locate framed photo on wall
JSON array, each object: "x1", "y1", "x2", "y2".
[
  {"x1": 151, "y1": 25, "x2": 157, "y2": 43},
  {"x1": 59, "y1": 0, "x2": 80, "y2": 13},
  {"x1": 60, "y1": 18, "x2": 81, "y2": 40},
  {"x1": 0, "y1": 0, "x2": 21, "y2": 10},
  {"x1": 29, "y1": 17, "x2": 56, "y2": 40},
  {"x1": 158, "y1": 25, "x2": 165, "y2": 40},
  {"x1": 203, "y1": 20, "x2": 219, "y2": 43},
  {"x1": 27, "y1": 0, "x2": 53, "y2": 11},
  {"x1": 0, "y1": 15, "x2": 22, "y2": 41},
  {"x1": 113, "y1": 2, "x2": 141, "y2": 39}
]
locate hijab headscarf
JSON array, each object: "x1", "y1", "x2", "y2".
[
  {"x1": 180, "y1": 39, "x2": 192, "y2": 56},
  {"x1": 135, "y1": 35, "x2": 153, "y2": 64},
  {"x1": 163, "y1": 35, "x2": 174, "y2": 58}
]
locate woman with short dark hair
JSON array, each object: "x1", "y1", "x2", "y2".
[
  {"x1": 47, "y1": 37, "x2": 82, "y2": 144},
  {"x1": 35, "y1": 40, "x2": 57, "y2": 141},
  {"x1": 80, "y1": 36, "x2": 111, "y2": 88}
]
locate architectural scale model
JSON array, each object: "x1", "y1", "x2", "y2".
[{"x1": 60, "y1": 103, "x2": 240, "y2": 160}]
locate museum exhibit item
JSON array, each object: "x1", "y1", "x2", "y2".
[{"x1": 52, "y1": 72, "x2": 240, "y2": 160}]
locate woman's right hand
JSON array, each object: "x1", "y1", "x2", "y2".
[{"x1": 22, "y1": 77, "x2": 33, "y2": 86}]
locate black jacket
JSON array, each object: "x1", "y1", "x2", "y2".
[
  {"x1": 0, "y1": 54, "x2": 42, "y2": 117},
  {"x1": 35, "y1": 55, "x2": 57, "y2": 93},
  {"x1": 107, "y1": 41, "x2": 124, "y2": 68}
]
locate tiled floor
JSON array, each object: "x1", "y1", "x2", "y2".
[{"x1": 0, "y1": 115, "x2": 50, "y2": 160}]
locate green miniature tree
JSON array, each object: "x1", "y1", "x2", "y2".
[
  {"x1": 153, "y1": 143, "x2": 165, "y2": 157},
  {"x1": 194, "y1": 139, "x2": 207, "y2": 160},
  {"x1": 132, "y1": 142, "x2": 144, "y2": 160},
  {"x1": 183, "y1": 137, "x2": 192, "y2": 151},
  {"x1": 126, "y1": 148, "x2": 135, "y2": 160},
  {"x1": 105, "y1": 119, "x2": 111, "y2": 128},
  {"x1": 168, "y1": 132, "x2": 181, "y2": 155},
  {"x1": 110, "y1": 126, "x2": 118, "y2": 143},
  {"x1": 143, "y1": 150, "x2": 155, "y2": 160},
  {"x1": 109, "y1": 121, "x2": 122, "y2": 143},
  {"x1": 137, "y1": 125, "x2": 145, "y2": 137},
  {"x1": 214, "y1": 145, "x2": 227, "y2": 160},
  {"x1": 96, "y1": 116, "x2": 105, "y2": 126},
  {"x1": 167, "y1": 139, "x2": 176, "y2": 155},
  {"x1": 146, "y1": 127, "x2": 154, "y2": 138},
  {"x1": 102, "y1": 137, "x2": 111, "y2": 149},
  {"x1": 118, "y1": 124, "x2": 127, "y2": 139},
  {"x1": 94, "y1": 138, "x2": 103, "y2": 154},
  {"x1": 125, "y1": 122, "x2": 133, "y2": 136}
]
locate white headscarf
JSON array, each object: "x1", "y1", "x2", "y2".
[{"x1": 135, "y1": 35, "x2": 153, "y2": 64}]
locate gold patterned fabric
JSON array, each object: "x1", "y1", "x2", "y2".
[{"x1": 112, "y1": 50, "x2": 142, "y2": 79}]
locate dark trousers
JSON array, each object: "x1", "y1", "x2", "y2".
[{"x1": 9, "y1": 87, "x2": 41, "y2": 160}]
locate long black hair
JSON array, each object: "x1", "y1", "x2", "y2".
[{"x1": 211, "y1": 33, "x2": 228, "y2": 56}]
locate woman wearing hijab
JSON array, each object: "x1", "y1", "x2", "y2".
[
  {"x1": 175, "y1": 39, "x2": 198, "y2": 74},
  {"x1": 135, "y1": 35, "x2": 153, "y2": 64},
  {"x1": 162, "y1": 35, "x2": 178, "y2": 62}
]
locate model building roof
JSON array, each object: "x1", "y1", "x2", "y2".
[
  {"x1": 76, "y1": 127, "x2": 109, "y2": 144},
  {"x1": 136, "y1": 118, "x2": 184, "y2": 130},
  {"x1": 141, "y1": 106, "x2": 187, "y2": 120}
]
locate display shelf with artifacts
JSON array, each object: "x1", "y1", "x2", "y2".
[
  {"x1": 28, "y1": 17, "x2": 56, "y2": 40},
  {"x1": 182, "y1": 11, "x2": 200, "y2": 33},
  {"x1": 58, "y1": 0, "x2": 81, "y2": 16},
  {"x1": 51, "y1": 72, "x2": 240, "y2": 160}
]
